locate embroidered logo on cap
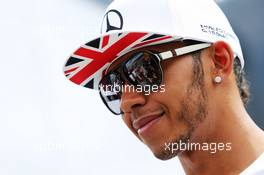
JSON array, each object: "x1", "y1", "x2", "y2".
[{"x1": 101, "y1": 9, "x2": 124, "y2": 33}]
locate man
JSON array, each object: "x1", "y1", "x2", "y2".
[{"x1": 63, "y1": 0, "x2": 264, "y2": 174}]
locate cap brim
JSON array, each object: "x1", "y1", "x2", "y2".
[{"x1": 63, "y1": 31, "x2": 180, "y2": 90}]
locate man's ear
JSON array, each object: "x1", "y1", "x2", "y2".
[{"x1": 211, "y1": 41, "x2": 234, "y2": 78}]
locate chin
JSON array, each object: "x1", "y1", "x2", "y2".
[
  {"x1": 152, "y1": 147, "x2": 182, "y2": 161},
  {"x1": 146, "y1": 133, "x2": 191, "y2": 161},
  {"x1": 146, "y1": 141, "x2": 182, "y2": 161}
]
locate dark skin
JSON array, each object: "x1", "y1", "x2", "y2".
[{"x1": 106, "y1": 41, "x2": 264, "y2": 175}]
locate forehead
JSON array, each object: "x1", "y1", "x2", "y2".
[{"x1": 107, "y1": 40, "x2": 189, "y2": 73}]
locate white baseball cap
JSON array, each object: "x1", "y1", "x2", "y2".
[{"x1": 63, "y1": 0, "x2": 244, "y2": 90}]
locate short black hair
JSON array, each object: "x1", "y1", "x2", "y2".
[{"x1": 233, "y1": 57, "x2": 250, "y2": 106}]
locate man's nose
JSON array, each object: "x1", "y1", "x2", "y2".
[{"x1": 120, "y1": 86, "x2": 146, "y2": 113}]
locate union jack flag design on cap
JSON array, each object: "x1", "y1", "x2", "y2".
[{"x1": 63, "y1": 32, "x2": 178, "y2": 90}]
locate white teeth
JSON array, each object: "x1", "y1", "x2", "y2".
[{"x1": 137, "y1": 129, "x2": 141, "y2": 133}]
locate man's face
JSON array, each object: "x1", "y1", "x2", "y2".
[{"x1": 108, "y1": 42, "x2": 209, "y2": 160}]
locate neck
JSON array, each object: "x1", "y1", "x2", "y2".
[{"x1": 178, "y1": 95, "x2": 264, "y2": 175}]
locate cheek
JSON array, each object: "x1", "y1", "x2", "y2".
[
  {"x1": 159, "y1": 56, "x2": 194, "y2": 113},
  {"x1": 163, "y1": 56, "x2": 193, "y2": 88}
]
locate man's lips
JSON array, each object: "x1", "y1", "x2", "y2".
[{"x1": 132, "y1": 111, "x2": 165, "y2": 133}]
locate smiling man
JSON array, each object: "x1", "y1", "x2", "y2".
[{"x1": 64, "y1": 0, "x2": 264, "y2": 174}]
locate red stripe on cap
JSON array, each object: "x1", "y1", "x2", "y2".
[
  {"x1": 132, "y1": 35, "x2": 172, "y2": 48},
  {"x1": 102, "y1": 35, "x2": 110, "y2": 48},
  {"x1": 64, "y1": 67, "x2": 79, "y2": 74},
  {"x1": 74, "y1": 48, "x2": 101, "y2": 60},
  {"x1": 70, "y1": 32, "x2": 148, "y2": 85}
]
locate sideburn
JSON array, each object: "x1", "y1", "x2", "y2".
[{"x1": 181, "y1": 51, "x2": 208, "y2": 132}]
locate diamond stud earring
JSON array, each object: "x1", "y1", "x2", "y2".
[{"x1": 214, "y1": 76, "x2": 222, "y2": 83}]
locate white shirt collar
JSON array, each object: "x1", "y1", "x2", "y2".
[{"x1": 240, "y1": 152, "x2": 264, "y2": 175}]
